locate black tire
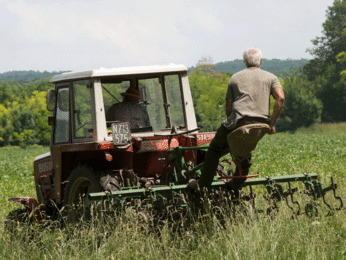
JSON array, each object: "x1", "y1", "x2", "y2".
[
  {"x1": 63, "y1": 165, "x2": 103, "y2": 224},
  {"x1": 99, "y1": 172, "x2": 121, "y2": 192}
]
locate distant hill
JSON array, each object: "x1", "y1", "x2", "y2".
[
  {"x1": 0, "y1": 70, "x2": 70, "y2": 81},
  {"x1": 1, "y1": 59, "x2": 309, "y2": 82},
  {"x1": 190, "y1": 58, "x2": 309, "y2": 77}
]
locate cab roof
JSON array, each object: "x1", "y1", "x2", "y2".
[{"x1": 50, "y1": 64, "x2": 188, "y2": 83}]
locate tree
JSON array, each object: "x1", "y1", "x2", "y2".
[
  {"x1": 195, "y1": 56, "x2": 217, "y2": 74},
  {"x1": 303, "y1": 0, "x2": 346, "y2": 122},
  {"x1": 276, "y1": 75, "x2": 323, "y2": 131},
  {"x1": 188, "y1": 65, "x2": 231, "y2": 132},
  {"x1": 307, "y1": 0, "x2": 346, "y2": 66}
]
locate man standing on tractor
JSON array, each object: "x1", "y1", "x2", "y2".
[{"x1": 197, "y1": 47, "x2": 285, "y2": 193}]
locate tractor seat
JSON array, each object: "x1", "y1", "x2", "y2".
[{"x1": 227, "y1": 123, "x2": 271, "y2": 160}]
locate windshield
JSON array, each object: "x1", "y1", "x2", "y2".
[{"x1": 101, "y1": 74, "x2": 185, "y2": 133}]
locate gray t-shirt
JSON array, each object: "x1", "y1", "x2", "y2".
[{"x1": 223, "y1": 67, "x2": 282, "y2": 129}]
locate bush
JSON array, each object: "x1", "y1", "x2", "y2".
[{"x1": 277, "y1": 75, "x2": 323, "y2": 131}]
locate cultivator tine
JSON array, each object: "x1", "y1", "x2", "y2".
[
  {"x1": 322, "y1": 177, "x2": 343, "y2": 216},
  {"x1": 283, "y1": 182, "x2": 301, "y2": 218},
  {"x1": 249, "y1": 185, "x2": 257, "y2": 218},
  {"x1": 265, "y1": 178, "x2": 284, "y2": 202},
  {"x1": 301, "y1": 174, "x2": 319, "y2": 217},
  {"x1": 305, "y1": 202, "x2": 318, "y2": 217},
  {"x1": 331, "y1": 178, "x2": 343, "y2": 211},
  {"x1": 302, "y1": 174, "x2": 343, "y2": 217},
  {"x1": 263, "y1": 179, "x2": 280, "y2": 216}
]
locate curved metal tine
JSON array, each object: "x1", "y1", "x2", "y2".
[
  {"x1": 305, "y1": 202, "x2": 318, "y2": 218},
  {"x1": 331, "y1": 177, "x2": 343, "y2": 211},
  {"x1": 323, "y1": 177, "x2": 343, "y2": 216},
  {"x1": 266, "y1": 200, "x2": 279, "y2": 218},
  {"x1": 323, "y1": 193, "x2": 334, "y2": 216},
  {"x1": 249, "y1": 185, "x2": 258, "y2": 218},
  {"x1": 284, "y1": 195, "x2": 295, "y2": 219},
  {"x1": 289, "y1": 182, "x2": 301, "y2": 215},
  {"x1": 284, "y1": 182, "x2": 301, "y2": 218},
  {"x1": 284, "y1": 182, "x2": 295, "y2": 214}
]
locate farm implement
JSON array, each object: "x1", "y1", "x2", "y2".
[
  {"x1": 7, "y1": 64, "x2": 343, "y2": 226},
  {"x1": 87, "y1": 144, "x2": 343, "y2": 222}
]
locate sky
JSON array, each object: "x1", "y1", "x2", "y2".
[{"x1": 0, "y1": 0, "x2": 336, "y2": 73}]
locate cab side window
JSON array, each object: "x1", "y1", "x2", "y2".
[{"x1": 54, "y1": 87, "x2": 70, "y2": 144}]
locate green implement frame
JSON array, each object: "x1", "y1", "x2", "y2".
[
  {"x1": 89, "y1": 173, "x2": 318, "y2": 201},
  {"x1": 89, "y1": 145, "x2": 343, "y2": 218}
]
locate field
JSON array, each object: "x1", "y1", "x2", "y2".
[{"x1": 1, "y1": 124, "x2": 346, "y2": 259}]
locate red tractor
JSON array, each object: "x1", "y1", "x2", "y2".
[{"x1": 9, "y1": 64, "x2": 219, "y2": 223}]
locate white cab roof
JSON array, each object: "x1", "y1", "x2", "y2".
[{"x1": 51, "y1": 64, "x2": 188, "y2": 83}]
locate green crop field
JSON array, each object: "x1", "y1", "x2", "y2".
[{"x1": 1, "y1": 125, "x2": 346, "y2": 259}]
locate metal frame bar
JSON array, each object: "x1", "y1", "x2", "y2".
[{"x1": 89, "y1": 173, "x2": 318, "y2": 201}]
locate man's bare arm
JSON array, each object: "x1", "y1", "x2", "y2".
[
  {"x1": 226, "y1": 98, "x2": 233, "y2": 117},
  {"x1": 269, "y1": 87, "x2": 285, "y2": 134}
]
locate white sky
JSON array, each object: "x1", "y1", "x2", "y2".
[{"x1": 0, "y1": 0, "x2": 335, "y2": 73}]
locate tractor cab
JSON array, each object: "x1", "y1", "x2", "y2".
[
  {"x1": 48, "y1": 64, "x2": 198, "y2": 144},
  {"x1": 40, "y1": 64, "x2": 201, "y2": 205}
]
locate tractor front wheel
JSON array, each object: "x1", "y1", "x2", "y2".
[{"x1": 63, "y1": 165, "x2": 103, "y2": 224}]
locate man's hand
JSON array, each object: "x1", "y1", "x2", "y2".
[{"x1": 268, "y1": 124, "x2": 276, "y2": 135}]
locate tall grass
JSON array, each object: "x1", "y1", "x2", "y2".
[{"x1": 1, "y1": 128, "x2": 346, "y2": 259}]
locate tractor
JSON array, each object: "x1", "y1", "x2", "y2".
[{"x1": 8, "y1": 64, "x2": 343, "y2": 225}]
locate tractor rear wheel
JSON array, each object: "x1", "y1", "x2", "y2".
[{"x1": 63, "y1": 165, "x2": 102, "y2": 224}]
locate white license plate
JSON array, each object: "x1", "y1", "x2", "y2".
[{"x1": 112, "y1": 122, "x2": 131, "y2": 145}]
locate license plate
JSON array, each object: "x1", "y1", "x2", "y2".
[{"x1": 112, "y1": 122, "x2": 131, "y2": 145}]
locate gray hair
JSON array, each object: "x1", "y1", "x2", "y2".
[{"x1": 243, "y1": 47, "x2": 262, "y2": 67}]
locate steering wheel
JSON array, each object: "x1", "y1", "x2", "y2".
[{"x1": 154, "y1": 126, "x2": 200, "y2": 137}]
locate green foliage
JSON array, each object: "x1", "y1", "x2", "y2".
[
  {"x1": 307, "y1": 0, "x2": 346, "y2": 64},
  {"x1": 13, "y1": 130, "x2": 35, "y2": 148},
  {"x1": 0, "y1": 79, "x2": 53, "y2": 146},
  {"x1": 273, "y1": 64, "x2": 304, "y2": 78},
  {"x1": 189, "y1": 67, "x2": 230, "y2": 131},
  {"x1": 276, "y1": 75, "x2": 323, "y2": 131}
]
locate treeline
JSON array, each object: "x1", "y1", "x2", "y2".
[
  {"x1": 191, "y1": 58, "x2": 308, "y2": 79},
  {"x1": 0, "y1": 70, "x2": 69, "y2": 82},
  {"x1": 214, "y1": 58, "x2": 308, "y2": 76},
  {"x1": 0, "y1": 79, "x2": 53, "y2": 147}
]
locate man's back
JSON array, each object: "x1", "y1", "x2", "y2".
[{"x1": 224, "y1": 67, "x2": 281, "y2": 129}]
